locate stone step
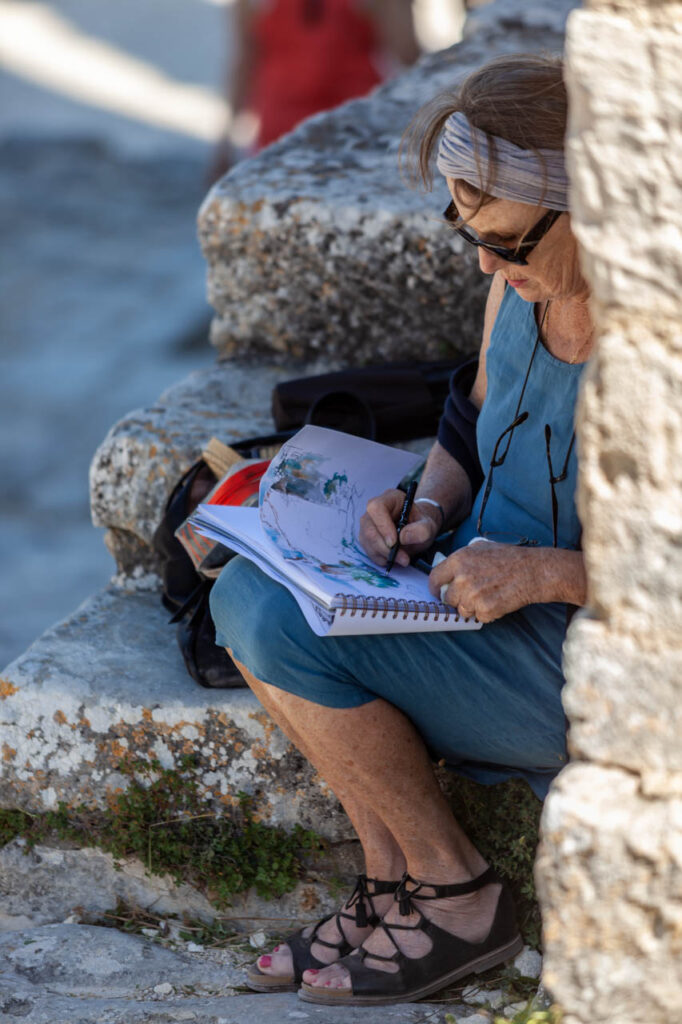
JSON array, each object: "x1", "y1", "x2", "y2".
[
  {"x1": 0, "y1": 581, "x2": 351, "y2": 843},
  {"x1": 0, "y1": 921, "x2": 540, "y2": 1024},
  {"x1": 89, "y1": 359, "x2": 308, "y2": 574},
  {"x1": 0, "y1": 923, "x2": 434, "y2": 1024}
]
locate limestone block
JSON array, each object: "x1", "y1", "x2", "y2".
[
  {"x1": 563, "y1": 614, "x2": 682, "y2": 778},
  {"x1": 200, "y1": 0, "x2": 576, "y2": 363},
  {"x1": 89, "y1": 362, "x2": 295, "y2": 558},
  {"x1": 0, "y1": 840, "x2": 217, "y2": 930},
  {"x1": 574, "y1": 318, "x2": 682, "y2": 640},
  {"x1": 0, "y1": 583, "x2": 352, "y2": 842},
  {"x1": 0, "y1": 839, "x2": 342, "y2": 935},
  {"x1": 565, "y1": 8, "x2": 682, "y2": 318},
  {"x1": 536, "y1": 763, "x2": 682, "y2": 1024}
]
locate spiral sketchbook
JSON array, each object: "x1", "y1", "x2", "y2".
[{"x1": 190, "y1": 425, "x2": 482, "y2": 637}]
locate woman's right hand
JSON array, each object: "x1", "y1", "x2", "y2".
[{"x1": 359, "y1": 489, "x2": 442, "y2": 568}]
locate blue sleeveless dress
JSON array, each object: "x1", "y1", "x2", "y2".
[{"x1": 210, "y1": 287, "x2": 587, "y2": 799}]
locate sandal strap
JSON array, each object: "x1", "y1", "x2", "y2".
[
  {"x1": 337, "y1": 877, "x2": 520, "y2": 999},
  {"x1": 290, "y1": 873, "x2": 400, "y2": 972},
  {"x1": 396, "y1": 866, "x2": 498, "y2": 915},
  {"x1": 344, "y1": 873, "x2": 399, "y2": 929},
  {"x1": 347, "y1": 866, "x2": 501, "y2": 971}
]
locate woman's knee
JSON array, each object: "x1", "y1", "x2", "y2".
[{"x1": 209, "y1": 557, "x2": 307, "y2": 677}]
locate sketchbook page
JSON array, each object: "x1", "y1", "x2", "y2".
[
  {"x1": 262, "y1": 485, "x2": 463, "y2": 609},
  {"x1": 192, "y1": 504, "x2": 335, "y2": 636},
  {"x1": 258, "y1": 425, "x2": 422, "y2": 516},
  {"x1": 258, "y1": 426, "x2": 424, "y2": 606},
  {"x1": 192, "y1": 505, "x2": 335, "y2": 609}
]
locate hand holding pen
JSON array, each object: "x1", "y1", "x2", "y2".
[
  {"x1": 358, "y1": 482, "x2": 444, "y2": 569},
  {"x1": 385, "y1": 480, "x2": 417, "y2": 573}
]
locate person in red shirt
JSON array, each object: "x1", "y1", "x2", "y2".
[{"x1": 208, "y1": 0, "x2": 419, "y2": 179}]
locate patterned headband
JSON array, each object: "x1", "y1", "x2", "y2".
[{"x1": 436, "y1": 111, "x2": 570, "y2": 211}]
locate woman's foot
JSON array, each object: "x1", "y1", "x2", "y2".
[
  {"x1": 247, "y1": 875, "x2": 398, "y2": 991},
  {"x1": 301, "y1": 870, "x2": 505, "y2": 993}
]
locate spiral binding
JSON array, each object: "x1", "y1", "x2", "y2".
[{"x1": 335, "y1": 594, "x2": 465, "y2": 622}]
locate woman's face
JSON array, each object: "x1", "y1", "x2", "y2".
[{"x1": 446, "y1": 178, "x2": 588, "y2": 303}]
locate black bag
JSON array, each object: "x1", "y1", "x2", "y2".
[
  {"x1": 272, "y1": 358, "x2": 475, "y2": 443},
  {"x1": 152, "y1": 432, "x2": 296, "y2": 689}
]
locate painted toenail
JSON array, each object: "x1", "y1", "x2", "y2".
[{"x1": 259, "y1": 955, "x2": 272, "y2": 967}]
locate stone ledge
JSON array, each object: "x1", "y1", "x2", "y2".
[
  {"x1": 0, "y1": 838, "x2": 350, "y2": 935},
  {"x1": 89, "y1": 361, "x2": 303, "y2": 570},
  {"x1": 0, "y1": 924, "x2": 429, "y2": 1024},
  {"x1": 0, "y1": 583, "x2": 352, "y2": 842}
]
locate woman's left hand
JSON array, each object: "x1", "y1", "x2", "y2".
[{"x1": 428, "y1": 543, "x2": 541, "y2": 623}]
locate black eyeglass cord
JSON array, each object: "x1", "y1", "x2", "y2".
[
  {"x1": 545, "y1": 423, "x2": 576, "y2": 548},
  {"x1": 476, "y1": 297, "x2": 586, "y2": 549},
  {"x1": 476, "y1": 301, "x2": 550, "y2": 537},
  {"x1": 505, "y1": 299, "x2": 549, "y2": 446}
]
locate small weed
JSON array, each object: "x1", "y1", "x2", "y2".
[
  {"x1": 440, "y1": 775, "x2": 543, "y2": 947},
  {"x1": 0, "y1": 757, "x2": 324, "y2": 906},
  {"x1": 495, "y1": 1008, "x2": 562, "y2": 1024},
  {"x1": 0, "y1": 808, "x2": 35, "y2": 846}
]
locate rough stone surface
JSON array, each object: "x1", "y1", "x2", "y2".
[
  {"x1": 199, "y1": 0, "x2": 576, "y2": 364},
  {"x1": 89, "y1": 361, "x2": 299, "y2": 560},
  {"x1": 512, "y1": 946, "x2": 542, "y2": 980},
  {"x1": 0, "y1": 840, "x2": 218, "y2": 931},
  {"x1": 535, "y1": 5, "x2": 682, "y2": 1024},
  {"x1": 562, "y1": 614, "x2": 682, "y2": 781},
  {"x1": 0, "y1": 583, "x2": 352, "y2": 843},
  {"x1": 536, "y1": 764, "x2": 682, "y2": 1023},
  {"x1": 0, "y1": 924, "x2": 434, "y2": 1024},
  {"x1": 0, "y1": 838, "x2": 348, "y2": 936}
]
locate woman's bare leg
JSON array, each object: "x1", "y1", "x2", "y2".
[
  {"x1": 232, "y1": 657, "x2": 501, "y2": 991},
  {"x1": 230, "y1": 657, "x2": 405, "y2": 979}
]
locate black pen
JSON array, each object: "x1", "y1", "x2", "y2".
[{"x1": 385, "y1": 480, "x2": 418, "y2": 573}]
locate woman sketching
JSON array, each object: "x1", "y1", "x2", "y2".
[{"x1": 210, "y1": 52, "x2": 592, "y2": 1006}]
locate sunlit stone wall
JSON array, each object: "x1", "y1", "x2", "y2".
[{"x1": 535, "y1": 3, "x2": 682, "y2": 1021}]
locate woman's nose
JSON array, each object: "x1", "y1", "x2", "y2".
[{"x1": 478, "y1": 248, "x2": 505, "y2": 275}]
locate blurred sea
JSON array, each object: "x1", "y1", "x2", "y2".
[
  {"x1": 0, "y1": 0, "x2": 464, "y2": 669},
  {"x1": 0, "y1": 0, "x2": 227, "y2": 668}
]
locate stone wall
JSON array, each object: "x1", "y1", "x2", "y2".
[{"x1": 535, "y1": 3, "x2": 682, "y2": 1022}]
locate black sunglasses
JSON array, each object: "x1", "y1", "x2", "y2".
[{"x1": 443, "y1": 200, "x2": 562, "y2": 265}]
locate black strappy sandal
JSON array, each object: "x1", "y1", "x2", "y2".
[
  {"x1": 246, "y1": 874, "x2": 399, "y2": 992},
  {"x1": 298, "y1": 866, "x2": 524, "y2": 1005}
]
